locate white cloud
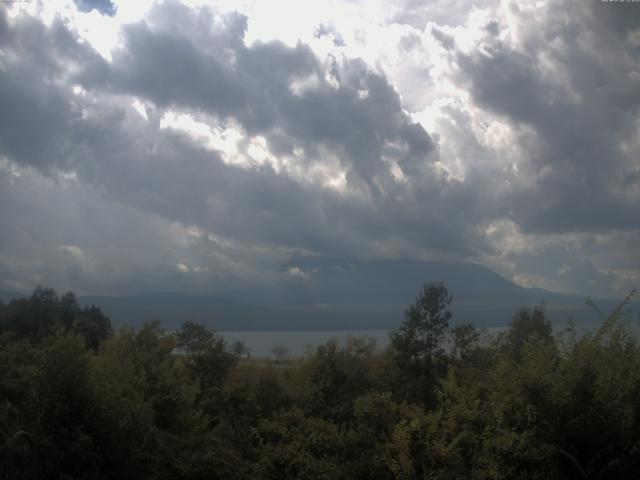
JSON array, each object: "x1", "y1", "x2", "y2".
[
  {"x1": 287, "y1": 266, "x2": 309, "y2": 279},
  {"x1": 176, "y1": 262, "x2": 190, "y2": 273},
  {"x1": 60, "y1": 245, "x2": 85, "y2": 260}
]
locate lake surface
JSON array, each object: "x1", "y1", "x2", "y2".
[
  {"x1": 221, "y1": 321, "x2": 638, "y2": 358},
  {"x1": 221, "y1": 329, "x2": 391, "y2": 358},
  {"x1": 222, "y1": 327, "x2": 508, "y2": 358}
]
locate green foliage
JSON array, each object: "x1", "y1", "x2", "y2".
[
  {"x1": 450, "y1": 323, "x2": 481, "y2": 362},
  {"x1": 503, "y1": 304, "x2": 553, "y2": 361},
  {"x1": 176, "y1": 320, "x2": 240, "y2": 395},
  {"x1": 255, "y1": 409, "x2": 344, "y2": 479},
  {"x1": 0, "y1": 287, "x2": 112, "y2": 350},
  {"x1": 391, "y1": 282, "x2": 453, "y2": 369},
  {"x1": 72, "y1": 305, "x2": 112, "y2": 352},
  {"x1": 390, "y1": 281, "x2": 453, "y2": 407},
  {"x1": 37, "y1": 330, "x2": 98, "y2": 476},
  {"x1": 0, "y1": 334, "x2": 43, "y2": 445},
  {"x1": 304, "y1": 337, "x2": 378, "y2": 422},
  {"x1": 220, "y1": 363, "x2": 293, "y2": 421},
  {"x1": 1, "y1": 285, "x2": 639, "y2": 479}
]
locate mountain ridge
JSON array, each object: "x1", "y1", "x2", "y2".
[{"x1": 4, "y1": 260, "x2": 635, "y2": 330}]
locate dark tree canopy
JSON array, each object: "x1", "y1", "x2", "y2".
[
  {"x1": 176, "y1": 320, "x2": 240, "y2": 396},
  {"x1": 505, "y1": 304, "x2": 553, "y2": 359},
  {"x1": 390, "y1": 281, "x2": 453, "y2": 406},
  {"x1": 0, "y1": 287, "x2": 111, "y2": 349},
  {"x1": 176, "y1": 319, "x2": 216, "y2": 356},
  {"x1": 450, "y1": 323, "x2": 480, "y2": 361},
  {"x1": 391, "y1": 283, "x2": 452, "y2": 365},
  {"x1": 1, "y1": 285, "x2": 639, "y2": 479}
]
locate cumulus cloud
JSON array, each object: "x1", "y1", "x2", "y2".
[
  {"x1": 0, "y1": 0, "x2": 638, "y2": 298},
  {"x1": 451, "y1": 1, "x2": 640, "y2": 235},
  {"x1": 287, "y1": 266, "x2": 309, "y2": 280}
]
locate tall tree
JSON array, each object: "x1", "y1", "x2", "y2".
[
  {"x1": 504, "y1": 304, "x2": 552, "y2": 360},
  {"x1": 176, "y1": 320, "x2": 239, "y2": 397},
  {"x1": 390, "y1": 282, "x2": 452, "y2": 407},
  {"x1": 450, "y1": 323, "x2": 480, "y2": 362}
]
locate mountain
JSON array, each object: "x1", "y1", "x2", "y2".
[
  {"x1": 0, "y1": 289, "x2": 27, "y2": 304},
  {"x1": 74, "y1": 260, "x2": 637, "y2": 331},
  {"x1": 78, "y1": 292, "x2": 290, "y2": 331},
  {"x1": 2, "y1": 261, "x2": 635, "y2": 331}
]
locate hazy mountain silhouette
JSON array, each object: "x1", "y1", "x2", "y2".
[
  {"x1": 0, "y1": 289, "x2": 26, "y2": 304},
  {"x1": 2, "y1": 260, "x2": 635, "y2": 330},
  {"x1": 78, "y1": 260, "x2": 639, "y2": 330}
]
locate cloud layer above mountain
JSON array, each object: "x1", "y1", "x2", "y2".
[{"x1": 0, "y1": 0, "x2": 638, "y2": 298}]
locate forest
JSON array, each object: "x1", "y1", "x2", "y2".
[{"x1": 1, "y1": 283, "x2": 639, "y2": 479}]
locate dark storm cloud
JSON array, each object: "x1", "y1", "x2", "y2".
[
  {"x1": 96, "y1": 20, "x2": 250, "y2": 118},
  {"x1": 0, "y1": 0, "x2": 637, "y2": 296},
  {"x1": 592, "y1": 0, "x2": 640, "y2": 36},
  {"x1": 76, "y1": 1, "x2": 437, "y2": 195},
  {"x1": 0, "y1": 2, "x2": 495, "y2": 265},
  {"x1": 453, "y1": 1, "x2": 640, "y2": 234},
  {"x1": 0, "y1": 2, "x2": 496, "y2": 260},
  {"x1": 0, "y1": 12, "x2": 104, "y2": 173}
]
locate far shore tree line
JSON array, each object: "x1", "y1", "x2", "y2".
[{"x1": 0, "y1": 283, "x2": 638, "y2": 479}]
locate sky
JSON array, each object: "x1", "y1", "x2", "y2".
[{"x1": 0, "y1": 0, "x2": 639, "y2": 298}]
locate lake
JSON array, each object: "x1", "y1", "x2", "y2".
[
  {"x1": 221, "y1": 329, "x2": 391, "y2": 358},
  {"x1": 221, "y1": 321, "x2": 638, "y2": 358}
]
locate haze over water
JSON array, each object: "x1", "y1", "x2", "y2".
[{"x1": 222, "y1": 322, "x2": 640, "y2": 358}]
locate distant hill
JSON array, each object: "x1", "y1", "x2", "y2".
[
  {"x1": 0, "y1": 289, "x2": 26, "y2": 304},
  {"x1": 72, "y1": 260, "x2": 637, "y2": 331},
  {"x1": 3, "y1": 261, "x2": 635, "y2": 331}
]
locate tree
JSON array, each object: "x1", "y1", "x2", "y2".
[
  {"x1": 176, "y1": 320, "x2": 215, "y2": 357},
  {"x1": 73, "y1": 305, "x2": 112, "y2": 351},
  {"x1": 0, "y1": 288, "x2": 112, "y2": 350},
  {"x1": 270, "y1": 345, "x2": 289, "y2": 363},
  {"x1": 176, "y1": 320, "x2": 238, "y2": 395},
  {"x1": 390, "y1": 282, "x2": 452, "y2": 407},
  {"x1": 1, "y1": 286, "x2": 60, "y2": 340},
  {"x1": 504, "y1": 304, "x2": 552, "y2": 360},
  {"x1": 59, "y1": 291, "x2": 79, "y2": 329},
  {"x1": 37, "y1": 330, "x2": 98, "y2": 478},
  {"x1": 450, "y1": 323, "x2": 480, "y2": 361},
  {"x1": 305, "y1": 338, "x2": 377, "y2": 422}
]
